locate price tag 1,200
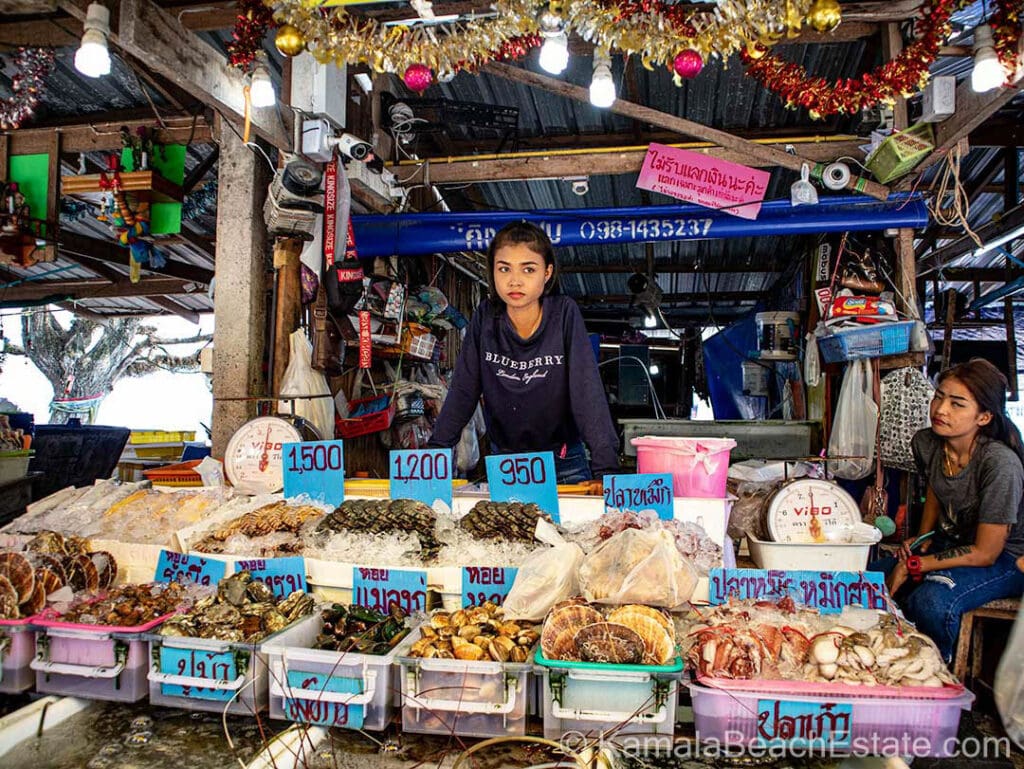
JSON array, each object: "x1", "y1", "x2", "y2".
[
  {"x1": 282, "y1": 440, "x2": 345, "y2": 506},
  {"x1": 461, "y1": 566, "x2": 518, "y2": 608},
  {"x1": 352, "y1": 567, "x2": 427, "y2": 615},
  {"x1": 390, "y1": 449, "x2": 452, "y2": 510},
  {"x1": 154, "y1": 550, "x2": 228, "y2": 586},
  {"x1": 485, "y1": 451, "x2": 559, "y2": 523},
  {"x1": 603, "y1": 473, "x2": 674, "y2": 520},
  {"x1": 236, "y1": 557, "x2": 307, "y2": 599}
]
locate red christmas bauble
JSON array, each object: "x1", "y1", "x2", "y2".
[
  {"x1": 403, "y1": 64, "x2": 433, "y2": 94},
  {"x1": 673, "y1": 49, "x2": 703, "y2": 79}
]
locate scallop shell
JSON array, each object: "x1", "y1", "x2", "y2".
[
  {"x1": 549, "y1": 597, "x2": 588, "y2": 614},
  {"x1": 541, "y1": 604, "x2": 603, "y2": 660},
  {"x1": 607, "y1": 613, "x2": 674, "y2": 665},
  {"x1": 25, "y1": 531, "x2": 67, "y2": 555},
  {"x1": 65, "y1": 554, "x2": 100, "y2": 593},
  {"x1": 89, "y1": 551, "x2": 117, "y2": 590},
  {"x1": 0, "y1": 552, "x2": 35, "y2": 604},
  {"x1": 573, "y1": 622, "x2": 644, "y2": 665},
  {"x1": 19, "y1": 580, "x2": 46, "y2": 616},
  {"x1": 27, "y1": 553, "x2": 67, "y2": 584},
  {"x1": 0, "y1": 575, "x2": 19, "y2": 619},
  {"x1": 607, "y1": 605, "x2": 675, "y2": 642},
  {"x1": 34, "y1": 567, "x2": 64, "y2": 598}
]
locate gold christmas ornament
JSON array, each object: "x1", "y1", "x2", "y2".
[
  {"x1": 807, "y1": 0, "x2": 842, "y2": 32},
  {"x1": 274, "y1": 24, "x2": 306, "y2": 57}
]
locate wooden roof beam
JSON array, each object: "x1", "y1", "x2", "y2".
[
  {"x1": 4, "y1": 116, "x2": 212, "y2": 154},
  {"x1": 917, "y1": 203, "x2": 1024, "y2": 275},
  {"x1": 2, "y1": 276, "x2": 196, "y2": 302},
  {"x1": 60, "y1": 231, "x2": 214, "y2": 284}
]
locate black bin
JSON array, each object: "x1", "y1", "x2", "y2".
[{"x1": 29, "y1": 425, "x2": 130, "y2": 499}]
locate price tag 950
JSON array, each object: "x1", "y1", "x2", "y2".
[
  {"x1": 485, "y1": 451, "x2": 559, "y2": 523},
  {"x1": 282, "y1": 440, "x2": 345, "y2": 506},
  {"x1": 390, "y1": 449, "x2": 452, "y2": 510}
]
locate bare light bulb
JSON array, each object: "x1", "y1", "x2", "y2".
[
  {"x1": 75, "y1": 3, "x2": 111, "y2": 78},
  {"x1": 643, "y1": 312, "x2": 657, "y2": 329},
  {"x1": 971, "y1": 25, "x2": 1004, "y2": 93},
  {"x1": 539, "y1": 33, "x2": 569, "y2": 75},
  {"x1": 250, "y1": 64, "x2": 276, "y2": 107}
]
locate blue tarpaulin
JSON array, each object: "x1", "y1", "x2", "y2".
[{"x1": 351, "y1": 194, "x2": 929, "y2": 258}]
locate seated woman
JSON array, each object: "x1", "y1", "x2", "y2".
[{"x1": 874, "y1": 358, "x2": 1024, "y2": 662}]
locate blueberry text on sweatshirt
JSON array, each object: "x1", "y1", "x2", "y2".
[{"x1": 428, "y1": 295, "x2": 620, "y2": 477}]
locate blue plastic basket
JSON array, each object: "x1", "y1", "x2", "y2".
[{"x1": 817, "y1": 321, "x2": 915, "y2": 364}]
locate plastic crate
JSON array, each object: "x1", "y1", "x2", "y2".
[
  {"x1": 0, "y1": 618, "x2": 36, "y2": 693},
  {"x1": 865, "y1": 123, "x2": 935, "y2": 183},
  {"x1": 31, "y1": 614, "x2": 167, "y2": 702},
  {"x1": 263, "y1": 614, "x2": 404, "y2": 731},
  {"x1": 398, "y1": 627, "x2": 532, "y2": 738},
  {"x1": 747, "y1": 535, "x2": 871, "y2": 571},
  {"x1": 817, "y1": 321, "x2": 914, "y2": 364},
  {"x1": 130, "y1": 430, "x2": 197, "y2": 444},
  {"x1": 534, "y1": 648, "x2": 682, "y2": 747},
  {"x1": 336, "y1": 395, "x2": 395, "y2": 439},
  {"x1": 688, "y1": 681, "x2": 974, "y2": 756},
  {"x1": 143, "y1": 459, "x2": 203, "y2": 487}
]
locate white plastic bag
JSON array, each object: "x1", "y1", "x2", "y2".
[
  {"x1": 278, "y1": 329, "x2": 335, "y2": 443},
  {"x1": 828, "y1": 358, "x2": 876, "y2": 480},
  {"x1": 996, "y1": 600, "x2": 1024, "y2": 749},
  {"x1": 579, "y1": 528, "x2": 698, "y2": 608},
  {"x1": 503, "y1": 543, "x2": 585, "y2": 621}
]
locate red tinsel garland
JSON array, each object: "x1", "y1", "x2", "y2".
[
  {"x1": 990, "y1": 0, "x2": 1021, "y2": 82},
  {"x1": 614, "y1": 0, "x2": 696, "y2": 35},
  {"x1": 228, "y1": 0, "x2": 276, "y2": 72},
  {"x1": 0, "y1": 47, "x2": 55, "y2": 130}
]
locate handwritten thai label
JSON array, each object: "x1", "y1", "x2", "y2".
[
  {"x1": 485, "y1": 452, "x2": 559, "y2": 523},
  {"x1": 462, "y1": 566, "x2": 518, "y2": 608},
  {"x1": 352, "y1": 567, "x2": 426, "y2": 614},
  {"x1": 281, "y1": 669, "x2": 364, "y2": 729},
  {"x1": 282, "y1": 440, "x2": 345, "y2": 506},
  {"x1": 359, "y1": 310, "x2": 372, "y2": 368},
  {"x1": 708, "y1": 569, "x2": 887, "y2": 613},
  {"x1": 636, "y1": 143, "x2": 770, "y2": 220},
  {"x1": 154, "y1": 550, "x2": 227, "y2": 586},
  {"x1": 755, "y1": 700, "x2": 853, "y2": 748},
  {"x1": 237, "y1": 557, "x2": 307, "y2": 599},
  {"x1": 390, "y1": 449, "x2": 452, "y2": 509},
  {"x1": 603, "y1": 473, "x2": 673, "y2": 520},
  {"x1": 159, "y1": 646, "x2": 237, "y2": 702}
]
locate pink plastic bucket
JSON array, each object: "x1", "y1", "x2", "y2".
[{"x1": 631, "y1": 436, "x2": 736, "y2": 498}]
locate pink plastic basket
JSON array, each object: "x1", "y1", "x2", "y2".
[
  {"x1": 697, "y1": 674, "x2": 967, "y2": 701},
  {"x1": 0, "y1": 617, "x2": 36, "y2": 693},
  {"x1": 631, "y1": 436, "x2": 736, "y2": 498}
]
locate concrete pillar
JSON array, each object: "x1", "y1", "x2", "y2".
[{"x1": 211, "y1": 117, "x2": 270, "y2": 456}]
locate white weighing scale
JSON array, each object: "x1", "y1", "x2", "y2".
[
  {"x1": 765, "y1": 478, "x2": 861, "y2": 543},
  {"x1": 224, "y1": 416, "x2": 315, "y2": 494}
]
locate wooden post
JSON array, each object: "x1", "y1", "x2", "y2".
[
  {"x1": 42, "y1": 132, "x2": 60, "y2": 262},
  {"x1": 211, "y1": 116, "x2": 271, "y2": 457},
  {"x1": 271, "y1": 237, "x2": 303, "y2": 396},
  {"x1": 942, "y1": 288, "x2": 956, "y2": 372},
  {"x1": 1006, "y1": 298, "x2": 1018, "y2": 401}
]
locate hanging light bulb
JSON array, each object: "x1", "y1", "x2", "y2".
[
  {"x1": 249, "y1": 62, "x2": 276, "y2": 107},
  {"x1": 589, "y1": 48, "x2": 615, "y2": 108},
  {"x1": 539, "y1": 33, "x2": 569, "y2": 75},
  {"x1": 649, "y1": 363, "x2": 661, "y2": 376},
  {"x1": 74, "y1": 3, "x2": 111, "y2": 78},
  {"x1": 971, "y1": 25, "x2": 1004, "y2": 93},
  {"x1": 643, "y1": 312, "x2": 657, "y2": 329}
]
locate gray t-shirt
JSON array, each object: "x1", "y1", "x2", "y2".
[{"x1": 912, "y1": 429, "x2": 1024, "y2": 558}]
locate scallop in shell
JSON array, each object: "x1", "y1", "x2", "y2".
[
  {"x1": 573, "y1": 622, "x2": 644, "y2": 665},
  {"x1": 0, "y1": 552, "x2": 35, "y2": 604},
  {"x1": 64, "y1": 554, "x2": 100, "y2": 593},
  {"x1": 89, "y1": 551, "x2": 117, "y2": 590},
  {"x1": 607, "y1": 612, "x2": 674, "y2": 665},
  {"x1": 0, "y1": 575, "x2": 19, "y2": 619},
  {"x1": 27, "y1": 553, "x2": 67, "y2": 584},
  {"x1": 25, "y1": 531, "x2": 66, "y2": 555},
  {"x1": 540, "y1": 604, "x2": 603, "y2": 660},
  {"x1": 19, "y1": 580, "x2": 46, "y2": 616},
  {"x1": 607, "y1": 605, "x2": 675, "y2": 643},
  {"x1": 34, "y1": 567, "x2": 64, "y2": 598}
]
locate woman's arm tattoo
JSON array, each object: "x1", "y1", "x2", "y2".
[{"x1": 934, "y1": 545, "x2": 973, "y2": 561}]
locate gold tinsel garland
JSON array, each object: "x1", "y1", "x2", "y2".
[{"x1": 266, "y1": 0, "x2": 821, "y2": 77}]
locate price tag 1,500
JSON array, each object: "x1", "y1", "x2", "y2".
[
  {"x1": 154, "y1": 550, "x2": 228, "y2": 586},
  {"x1": 390, "y1": 449, "x2": 452, "y2": 510},
  {"x1": 485, "y1": 451, "x2": 559, "y2": 523},
  {"x1": 282, "y1": 440, "x2": 345, "y2": 506}
]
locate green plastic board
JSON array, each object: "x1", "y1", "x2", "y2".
[
  {"x1": 8, "y1": 153, "x2": 50, "y2": 238},
  {"x1": 119, "y1": 143, "x2": 185, "y2": 235}
]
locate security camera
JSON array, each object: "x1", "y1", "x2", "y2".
[
  {"x1": 334, "y1": 133, "x2": 374, "y2": 161},
  {"x1": 571, "y1": 179, "x2": 589, "y2": 196}
]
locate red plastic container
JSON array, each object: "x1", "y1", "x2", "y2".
[{"x1": 336, "y1": 395, "x2": 395, "y2": 439}]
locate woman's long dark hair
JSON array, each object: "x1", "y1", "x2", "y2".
[
  {"x1": 938, "y1": 358, "x2": 1024, "y2": 468},
  {"x1": 485, "y1": 221, "x2": 560, "y2": 312}
]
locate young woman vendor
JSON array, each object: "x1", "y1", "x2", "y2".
[
  {"x1": 875, "y1": 359, "x2": 1024, "y2": 661},
  {"x1": 428, "y1": 221, "x2": 620, "y2": 484}
]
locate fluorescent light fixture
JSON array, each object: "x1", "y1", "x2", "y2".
[
  {"x1": 971, "y1": 25, "x2": 1004, "y2": 93},
  {"x1": 589, "y1": 50, "x2": 615, "y2": 108},
  {"x1": 539, "y1": 32, "x2": 569, "y2": 75},
  {"x1": 974, "y1": 221, "x2": 1024, "y2": 257},
  {"x1": 382, "y1": 13, "x2": 460, "y2": 26},
  {"x1": 75, "y1": 3, "x2": 111, "y2": 78},
  {"x1": 250, "y1": 63, "x2": 276, "y2": 107},
  {"x1": 354, "y1": 73, "x2": 374, "y2": 94}
]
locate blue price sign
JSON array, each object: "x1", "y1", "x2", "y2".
[
  {"x1": 603, "y1": 473, "x2": 674, "y2": 520},
  {"x1": 708, "y1": 568, "x2": 887, "y2": 613},
  {"x1": 282, "y1": 440, "x2": 345, "y2": 505},
  {"x1": 390, "y1": 449, "x2": 452, "y2": 509},
  {"x1": 462, "y1": 566, "x2": 518, "y2": 608},
  {"x1": 485, "y1": 451, "x2": 559, "y2": 523},
  {"x1": 236, "y1": 557, "x2": 307, "y2": 599},
  {"x1": 154, "y1": 550, "x2": 227, "y2": 586},
  {"x1": 352, "y1": 566, "x2": 427, "y2": 615},
  {"x1": 283, "y1": 669, "x2": 365, "y2": 729},
  {"x1": 755, "y1": 699, "x2": 853, "y2": 748},
  {"x1": 158, "y1": 645, "x2": 237, "y2": 702}
]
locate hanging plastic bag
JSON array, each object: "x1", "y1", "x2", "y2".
[
  {"x1": 996, "y1": 600, "x2": 1024, "y2": 749},
  {"x1": 828, "y1": 358, "x2": 876, "y2": 480},
  {"x1": 279, "y1": 329, "x2": 335, "y2": 443},
  {"x1": 502, "y1": 543, "x2": 585, "y2": 622},
  {"x1": 804, "y1": 330, "x2": 822, "y2": 387},
  {"x1": 879, "y1": 367, "x2": 933, "y2": 472},
  {"x1": 579, "y1": 528, "x2": 698, "y2": 608}
]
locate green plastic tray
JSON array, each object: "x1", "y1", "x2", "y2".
[{"x1": 533, "y1": 646, "x2": 684, "y2": 674}]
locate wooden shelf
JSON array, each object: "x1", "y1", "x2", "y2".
[{"x1": 62, "y1": 171, "x2": 183, "y2": 204}]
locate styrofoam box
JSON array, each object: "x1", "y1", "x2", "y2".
[
  {"x1": 398, "y1": 627, "x2": 532, "y2": 738},
  {"x1": 747, "y1": 535, "x2": 871, "y2": 572},
  {"x1": 90, "y1": 539, "x2": 167, "y2": 586},
  {"x1": 263, "y1": 614, "x2": 403, "y2": 731},
  {"x1": 148, "y1": 633, "x2": 271, "y2": 715},
  {"x1": 33, "y1": 627, "x2": 150, "y2": 702},
  {"x1": 0, "y1": 620, "x2": 35, "y2": 693},
  {"x1": 535, "y1": 654, "x2": 681, "y2": 748},
  {"x1": 690, "y1": 683, "x2": 974, "y2": 757}
]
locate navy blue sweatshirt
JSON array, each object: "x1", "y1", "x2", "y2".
[{"x1": 429, "y1": 295, "x2": 620, "y2": 477}]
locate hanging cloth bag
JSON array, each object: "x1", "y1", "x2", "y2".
[{"x1": 879, "y1": 367, "x2": 934, "y2": 472}]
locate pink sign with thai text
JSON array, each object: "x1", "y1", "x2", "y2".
[{"x1": 636, "y1": 143, "x2": 770, "y2": 220}]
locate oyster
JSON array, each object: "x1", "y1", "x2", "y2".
[
  {"x1": 0, "y1": 552, "x2": 35, "y2": 604},
  {"x1": 278, "y1": 590, "x2": 315, "y2": 622},
  {"x1": 573, "y1": 622, "x2": 644, "y2": 665},
  {"x1": 540, "y1": 604, "x2": 603, "y2": 660},
  {"x1": 245, "y1": 579, "x2": 274, "y2": 603},
  {"x1": 458, "y1": 501, "x2": 553, "y2": 541},
  {"x1": 218, "y1": 571, "x2": 251, "y2": 605}
]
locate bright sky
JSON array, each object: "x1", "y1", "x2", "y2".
[{"x1": 0, "y1": 309, "x2": 214, "y2": 440}]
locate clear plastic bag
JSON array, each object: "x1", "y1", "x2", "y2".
[
  {"x1": 579, "y1": 528, "x2": 698, "y2": 608},
  {"x1": 996, "y1": 600, "x2": 1024, "y2": 749},
  {"x1": 279, "y1": 329, "x2": 335, "y2": 442},
  {"x1": 828, "y1": 358, "x2": 875, "y2": 480},
  {"x1": 502, "y1": 542, "x2": 585, "y2": 622}
]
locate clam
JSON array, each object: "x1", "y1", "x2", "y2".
[
  {"x1": 573, "y1": 622, "x2": 644, "y2": 665},
  {"x1": 25, "y1": 531, "x2": 67, "y2": 555},
  {"x1": 488, "y1": 635, "x2": 516, "y2": 662},
  {"x1": 0, "y1": 552, "x2": 35, "y2": 604},
  {"x1": 449, "y1": 609, "x2": 469, "y2": 628},
  {"x1": 67, "y1": 554, "x2": 99, "y2": 593},
  {"x1": 510, "y1": 646, "x2": 529, "y2": 663},
  {"x1": 430, "y1": 612, "x2": 452, "y2": 629},
  {"x1": 29, "y1": 554, "x2": 67, "y2": 584},
  {"x1": 453, "y1": 643, "x2": 485, "y2": 661},
  {"x1": 458, "y1": 623, "x2": 483, "y2": 640}
]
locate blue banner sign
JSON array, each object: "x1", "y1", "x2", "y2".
[
  {"x1": 603, "y1": 473, "x2": 674, "y2": 520},
  {"x1": 158, "y1": 645, "x2": 237, "y2": 702},
  {"x1": 708, "y1": 568, "x2": 887, "y2": 613},
  {"x1": 154, "y1": 550, "x2": 227, "y2": 586},
  {"x1": 236, "y1": 557, "x2": 307, "y2": 599},
  {"x1": 282, "y1": 669, "x2": 365, "y2": 729},
  {"x1": 462, "y1": 566, "x2": 518, "y2": 608},
  {"x1": 352, "y1": 566, "x2": 427, "y2": 615},
  {"x1": 755, "y1": 699, "x2": 853, "y2": 748}
]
